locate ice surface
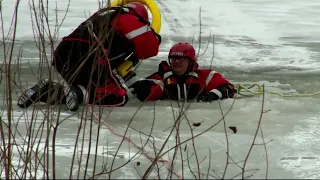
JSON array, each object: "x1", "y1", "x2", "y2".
[{"x1": 1, "y1": 0, "x2": 320, "y2": 178}]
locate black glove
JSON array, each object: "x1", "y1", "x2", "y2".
[
  {"x1": 131, "y1": 80, "x2": 155, "y2": 101},
  {"x1": 197, "y1": 83, "x2": 238, "y2": 102},
  {"x1": 197, "y1": 92, "x2": 220, "y2": 102}
]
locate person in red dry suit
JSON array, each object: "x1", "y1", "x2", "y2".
[
  {"x1": 125, "y1": 42, "x2": 237, "y2": 102},
  {"x1": 17, "y1": 2, "x2": 161, "y2": 111}
]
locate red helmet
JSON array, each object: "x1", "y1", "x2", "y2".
[
  {"x1": 168, "y1": 42, "x2": 196, "y2": 61},
  {"x1": 125, "y1": 2, "x2": 149, "y2": 21}
]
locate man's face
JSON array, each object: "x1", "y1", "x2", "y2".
[{"x1": 169, "y1": 57, "x2": 190, "y2": 76}]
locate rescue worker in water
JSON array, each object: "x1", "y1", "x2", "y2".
[{"x1": 126, "y1": 42, "x2": 237, "y2": 102}]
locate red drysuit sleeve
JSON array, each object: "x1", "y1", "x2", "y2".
[
  {"x1": 111, "y1": 14, "x2": 160, "y2": 60},
  {"x1": 144, "y1": 72, "x2": 164, "y2": 101},
  {"x1": 201, "y1": 69, "x2": 236, "y2": 98}
]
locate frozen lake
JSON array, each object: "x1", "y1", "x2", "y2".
[{"x1": 1, "y1": 0, "x2": 320, "y2": 178}]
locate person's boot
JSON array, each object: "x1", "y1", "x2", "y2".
[
  {"x1": 66, "y1": 85, "x2": 87, "y2": 111},
  {"x1": 17, "y1": 79, "x2": 64, "y2": 108}
]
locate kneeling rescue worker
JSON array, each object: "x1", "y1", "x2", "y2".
[
  {"x1": 126, "y1": 42, "x2": 237, "y2": 102},
  {"x1": 17, "y1": 2, "x2": 161, "y2": 111}
]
